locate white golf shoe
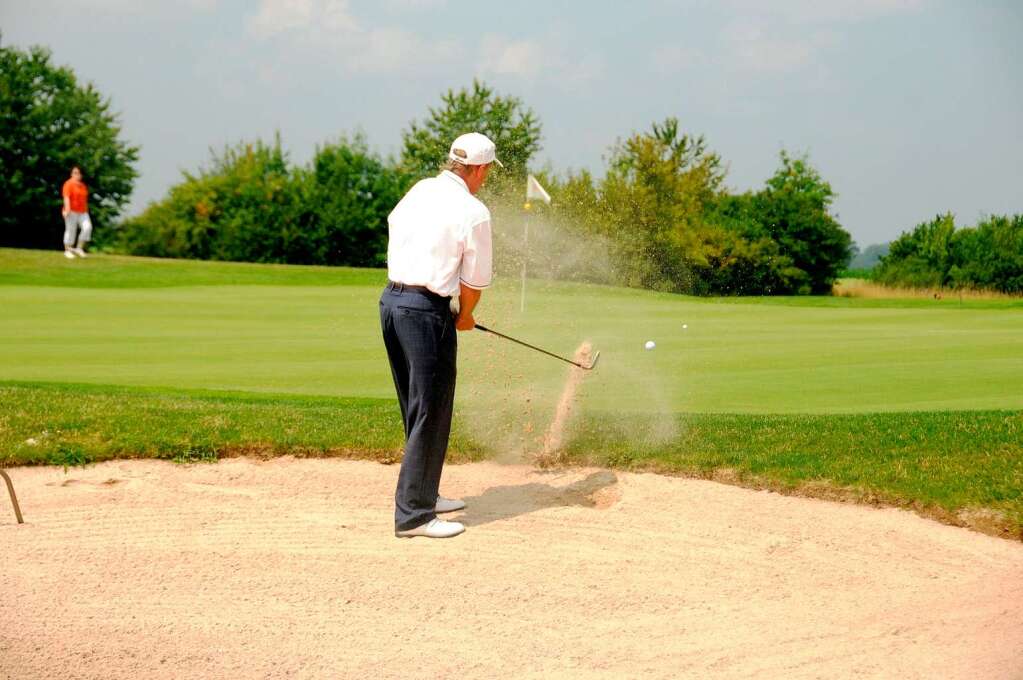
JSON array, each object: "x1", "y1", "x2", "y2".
[
  {"x1": 395, "y1": 518, "x2": 465, "y2": 539},
  {"x1": 64, "y1": 250, "x2": 75, "y2": 259},
  {"x1": 72, "y1": 247, "x2": 87, "y2": 257},
  {"x1": 435, "y1": 496, "x2": 466, "y2": 513}
]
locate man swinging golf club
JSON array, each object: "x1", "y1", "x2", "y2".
[{"x1": 380, "y1": 132, "x2": 500, "y2": 538}]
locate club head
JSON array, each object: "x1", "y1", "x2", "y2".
[{"x1": 584, "y1": 351, "x2": 601, "y2": 370}]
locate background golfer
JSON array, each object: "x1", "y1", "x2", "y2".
[
  {"x1": 380, "y1": 132, "x2": 499, "y2": 539},
  {"x1": 61, "y1": 166, "x2": 92, "y2": 258}
]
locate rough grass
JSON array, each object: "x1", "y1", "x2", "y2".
[
  {"x1": 834, "y1": 278, "x2": 1022, "y2": 302},
  {"x1": 565, "y1": 409, "x2": 1023, "y2": 539}
]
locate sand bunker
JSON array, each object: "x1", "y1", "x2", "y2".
[{"x1": 2, "y1": 457, "x2": 1022, "y2": 679}]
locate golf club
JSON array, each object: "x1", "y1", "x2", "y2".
[{"x1": 475, "y1": 324, "x2": 600, "y2": 370}]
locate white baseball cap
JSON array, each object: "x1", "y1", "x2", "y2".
[{"x1": 448, "y1": 132, "x2": 504, "y2": 168}]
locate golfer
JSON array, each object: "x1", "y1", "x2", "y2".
[
  {"x1": 380, "y1": 132, "x2": 500, "y2": 538},
  {"x1": 61, "y1": 166, "x2": 92, "y2": 258}
]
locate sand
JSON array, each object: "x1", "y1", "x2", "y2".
[
  {"x1": 2, "y1": 457, "x2": 1022, "y2": 679},
  {"x1": 540, "y1": 341, "x2": 593, "y2": 461}
]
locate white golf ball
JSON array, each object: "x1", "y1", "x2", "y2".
[
  {"x1": 682, "y1": 324, "x2": 688, "y2": 330},
  {"x1": 645, "y1": 340, "x2": 656, "y2": 350}
]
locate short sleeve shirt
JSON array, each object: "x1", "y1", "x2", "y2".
[
  {"x1": 62, "y1": 179, "x2": 89, "y2": 213},
  {"x1": 386, "y1": 170, "x2": 493, "y2": 298}
]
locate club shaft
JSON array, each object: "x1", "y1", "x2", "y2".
[{"x1": 475, "y1": 324, "x2": 585, "y2": 369}]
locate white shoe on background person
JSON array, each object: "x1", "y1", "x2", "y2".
[
  {"x1": 64, "y1": 250, "x2": 75, "y2": 259},
  {"x1": 72, "y1": 247, "x2": 87, "y2": 257}
]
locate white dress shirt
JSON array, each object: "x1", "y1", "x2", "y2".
[{"x1": 386, "y1": 170, "x2": 493, "y2": 298}]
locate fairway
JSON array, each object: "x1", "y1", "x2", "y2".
[{"x1": 2, "y1": 248, "x2": 1021, "y2": 414}]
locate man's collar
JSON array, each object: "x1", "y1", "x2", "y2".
[{"x1": 440, "y1": 169, "x2": 469, "y2": 193}]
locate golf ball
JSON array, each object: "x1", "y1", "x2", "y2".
[
  {"x1": 682, "y1": 324, "x2": 688, "y2": 330},
  {"x1": 645, "y1": 340, "x2": 656, "y2": 350}
]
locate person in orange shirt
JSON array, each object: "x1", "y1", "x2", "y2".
[{"x1": 61, "y1": 166, "x2": 92, "y2": 258}]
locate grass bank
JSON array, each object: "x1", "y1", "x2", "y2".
[{"x1": 2, "y1": 381, "x2": 1020, "y2": 539}]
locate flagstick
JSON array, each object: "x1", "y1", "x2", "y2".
[{"x1": 520, "y1": 202, "x2": 530, "y2": 314}]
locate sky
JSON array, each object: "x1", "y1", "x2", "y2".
[{"x1": 2, "y1": 0, "x2": 1020, "y2": 246}]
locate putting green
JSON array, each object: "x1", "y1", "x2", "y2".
[{"x1": 1, "y1": 248, "x2": 1021, "y2": 415}]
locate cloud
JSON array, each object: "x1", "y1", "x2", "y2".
[
  {"x1": 721, "y1": 22, "x2": 817, "y2": 73},
  {"x1": 243, "y1": 3, "x2": 600, "y2": 84},
  {"x1": 477, "y1": 34, "x2": 602, "y2": 86},
  {"x1": 650, "y1": 45, "x2": 706, "y2": 74},
  {"x1": 723, "y1": 0, "x2": 924, "y2": 24},
  {"x1": 713, "y1": 0, "x2": 922, "y2": 75},
  {"x1": 87, "y1": 0, "x2": 218, "y2": 14},
  {"x1": 244, "y1": 0, "x2": 459, "y2": 74},
  {"x1": 380, "y1": 0, "x2": 448, "y2": 10},
  {"x1": 349, "y1": 26, "x2": 461, "y2": 74},
  {"x1": 479, "y1": 36, "x2": 545, "y2": 79},
  {"x1": 246, "y1": 0, "x2": 357, "y2": 40}
]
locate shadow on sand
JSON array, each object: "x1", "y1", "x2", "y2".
[{"x1": 457, "y1": 470, "x2": 619, "y2": 528}]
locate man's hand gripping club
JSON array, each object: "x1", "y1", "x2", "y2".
[{"x1": 454, "y1": 283, "x2": 481, "y2": 331}]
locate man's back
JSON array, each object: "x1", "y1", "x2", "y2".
[{"x1": 387, "y1": 170, "x2": 492, "y2": 298}]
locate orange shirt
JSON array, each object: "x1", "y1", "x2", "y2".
[{"x1": 62, "y1": 179, "x2": 89, "y2": 213}]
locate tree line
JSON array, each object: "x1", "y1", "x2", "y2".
[
  {"x1": 875, "y1": 214, "x2": 1023, "y2": 293},
  {"x1": 111, "y1": 82, "x2": 852, "y2": 295},
  {"x1": 6, "y1": 41, "x2": 1017, "y2": 295}
]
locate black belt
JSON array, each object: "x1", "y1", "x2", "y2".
[{"x1": 387, "y1": 281, "x2": 448, "y2": 299}]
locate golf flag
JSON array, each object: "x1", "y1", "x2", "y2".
[{"x1": 526, "y1": 175, "x2": 551, "y2": 204}]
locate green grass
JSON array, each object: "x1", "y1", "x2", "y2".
[
  {"x1": 3, "y1": 249, "x2": 1021, "y2": 413},
  {"x1": 2, "y1": 248, "x2": 1021, "y2": 537},
  {"x1": 0, "y1": 381, "x2": 407, "y2": 465},
  {"x1": 0, "y1": 248, "x2": 384, "y2": 288}
]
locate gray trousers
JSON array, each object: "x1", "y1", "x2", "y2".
[
  {"x1": 63, "y1": 211, "x2": 92, "y2": 247},
  {"x1": 379, "y1": 283, "x2": 458, "y2": 531}
]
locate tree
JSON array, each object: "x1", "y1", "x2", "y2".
[
  {"x1": 600, "y1": 118, "x2": 728, "y2": 291},
  {"x1": 950, "y1": 215, "x2": 1023, "y2": 293},
  {"x1": 0, "y1": 42, "x2": 138, "y2": 249},
  {"x1": 114, "y1": 138, "x2": 308, "y2": 262},
  {"x1": 546, "y1": 119, "x2": 809, "y2": 295},
  {"x1": 752, "y1": 152, "x2": 852, "y2": 294},
  {"x1": 877, "y1": 213, "x2": 1023, "y2": 293},
  {"x1": 876, "y1": 213, "x2": 955, "y2": 288},
  {"x1": 114, "y1": 135, "x2": 406, "y2": 267},
  {"x1": 400, "y1": 80, "x2": 541, "y2": 181},
  {"x1": 306, "y1": 136, "x2": 411, "y2": 266}
]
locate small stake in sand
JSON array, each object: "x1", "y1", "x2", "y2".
[{"x1": 1, "y1": 469, "x2": 25, "y2": 524}]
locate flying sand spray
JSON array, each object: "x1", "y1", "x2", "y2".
[
  {"x1": 474, "y1": 326, "x2": 600, "y2": 464},
  {"x1": 472, "y1": 174, "x2": 602, "y2": 464}
]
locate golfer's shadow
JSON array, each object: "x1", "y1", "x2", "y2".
[{"x1": 457, "y1": 470, "x2": 619, "y2": 528}]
